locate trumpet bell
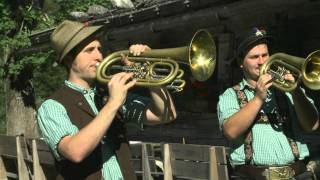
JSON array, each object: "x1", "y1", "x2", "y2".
[
  {"x1": 302, "y1": 50, "x2": 320, "y2": 90},
  {"x1": 189, "y1": 30, "x2": 216, "y2": 81}
]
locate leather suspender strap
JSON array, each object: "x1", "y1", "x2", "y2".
[
  {"x1": 233, "y1": 85, "x2": 255, "y2": 164},
  {"x1": 232, "y1": 84, "x2": 299, "y2": 165},
  {"x1": 273, "y1": 90, "x2": 300, "y2": 160}
]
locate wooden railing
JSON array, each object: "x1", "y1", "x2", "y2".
[
  {"x1": 0, "y1": 135, "x2": 56, "y2": 180},
  {"x1": 163, "y1": 143, "x2": 229, "y2": 180},
  {"x1": 0, "y1": 135, "x2": 230, "y2": 180}
]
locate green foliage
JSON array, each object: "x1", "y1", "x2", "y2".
[
  {"x1": 0, "y1": 0, "x2": 112, "y2": 134},
  {"x1": 33, "y1": 51, "x2": 67, "y2": 106},
  {"x1": 0, "y1": 2, "x2": 15, "y2": 34},
  {"x1": 1, "y1": 0, "x2": 112, "y2": 78},
  {"x1": 0, "y1": 1, "x2": 53, "y2": 77}
]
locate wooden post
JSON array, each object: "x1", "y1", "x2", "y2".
[
  {"x1": 16, "y1": 136, "x2": 30, "y2": 180},
  {"x1": 32, "y1": 140, "x2": 46, "y2": 180},
  {"x1": 0, "y1": 157, "x2": 8, "y2": 180},
  {"x1": 163, "y1": 144, "x2": 172, "y2": 180},
  {"x1": 209, "y1": 146, "x2": 218, "y2": 180},
  {"x1": 142, "y1": 143, "x2": 153, "y2": 180}
]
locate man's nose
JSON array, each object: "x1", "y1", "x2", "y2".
[
  {"x1": 257, "y1": 56, "x2": 265, "y2": 64},
  {"x1": 94, "y1": 50, "x2": 103, "y2": 62}
]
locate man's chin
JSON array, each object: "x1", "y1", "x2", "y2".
[
  {"x1": 251, "y1": 74, "x2": 260, "y2": 81},
  {"x1": 84, "y1": 74, "x2": 97, "y2": 82}
]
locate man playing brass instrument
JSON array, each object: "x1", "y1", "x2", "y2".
[
  {"x1": 217, "y1": 27, "x2": 319, "y2": 179},
  {"x1": 37, "y1": 20, "x2": 177, "y2": 180}
]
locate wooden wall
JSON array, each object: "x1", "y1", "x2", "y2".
[{"x1": 117, "y1": 0, "x2": 320, "y2": 151}]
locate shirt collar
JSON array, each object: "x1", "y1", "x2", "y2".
[
  {"x1": 64, "y1": 80, "x2": 96, "y2": 94},
  {"x1": 239, "y1": 78, "x2": 273, "y2": 98},
  {"x1": 239, "y1": 79, "x2": 255, "y2": 91}
]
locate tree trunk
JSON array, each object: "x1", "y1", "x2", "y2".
[
  {"x1": 5, "y1": 85, "x2": 39, "y2": 138},
  {"x1": 4, "y1": 49, "x2": 39, "y2": 138}
]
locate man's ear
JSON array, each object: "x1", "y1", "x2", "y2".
[{"x1": 236, "y1": 57, "x2": 243, "y2": 68}]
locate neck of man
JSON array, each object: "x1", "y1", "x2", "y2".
[
  {"x1": 68, "y1": 74, "x2": 94, "y2": 90},
  {"x1": 244, "y1": 75, "x2": 258, "y2": 89}
]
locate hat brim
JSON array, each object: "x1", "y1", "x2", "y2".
[{"x1": 59, "y1": 25, "x2": 103, "y2": 62}]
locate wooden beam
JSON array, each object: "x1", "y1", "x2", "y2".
[
  {"x1": 163, "y1": 144, "x2": 173, "y2": 180},
  {"x1": 32, "y1": 140, "x2": 46, "y2": 180},
  {"x1": 16, "y1": 136, "x2": 30, "y2": 180},
  {"x1": 142, "y1": 143, "x2": 153, "y2": 180},
  {"x1": 0, "y1": 157, "x2": 8, "y2": 180}
]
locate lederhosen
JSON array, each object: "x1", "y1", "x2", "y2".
[
  {"x1": 232, "y1": 84, "x2": 306, "y2": 179},
  {"x1": 50, "y1": 85, "x2": 137, "y2": 180}
]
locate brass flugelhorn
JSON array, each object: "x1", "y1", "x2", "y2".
[
  {"x1": 260, "y1": 50, "x2": 320, "y2": 91},
  {"x1": 96, "y1": 29, "x2": 216, "y2": 91}
]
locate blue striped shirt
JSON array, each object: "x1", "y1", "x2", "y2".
[
  {"x1": 217, "y1": 79, "x2": 310, "y2": 166},
  {"x1": 37, "y1": 80, "x2": 150, "y2": 179}
]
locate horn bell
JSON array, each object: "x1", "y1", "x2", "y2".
[{"x1": 302, "y1": 50, "x2": 320, "y2": 90}]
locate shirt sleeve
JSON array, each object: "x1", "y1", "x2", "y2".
[
  {"x1": 37, "y1": 99, "x2": 79, "y2": 160},
  {"x1": 120, "y1": 93, "x2": 151, "y2": 130},
  {"x1": 217, "y1": 88, "x2": 241, "y2": 130}
]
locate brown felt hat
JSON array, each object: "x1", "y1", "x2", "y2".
[{"x1": 50, "y1": 20, "x2": 103, "y2": 63}]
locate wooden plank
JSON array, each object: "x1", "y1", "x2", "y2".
[
  {"x1": 130, "y1": 142, "x2": 162, "y2": 178},
  {"x1": 163, "y1": 143, "x2": 229, "y2": 180},
  {"x1": 0, "y1": 135, "x2": 17, "y2": 156},
  {"x1": 217, "y1": 147, "x2": 229, "y2": 180},
  {"x1": 171, "y1": 160, "x2": 209, "y2": 180},
  {"x1": 131, "y1": 159, "x2": 157, "y2": 172},
  {"x1": 32, "y1": 140, "x2": 46, "y2": 180},
  {"x1": 26, "y1": 139, "x2": 55, "y2": 165},
  {"x1": 217, "y1": 164, "x2": 229, "y2": 180},
  {"x1": 169, "y1": 143, "x2": 211, "y2": 162},
  {"x1": 211, "y1": 146, "x2": 229, "y2": 180},
  {"x1": 1, "y1": 155, "x2": 18, "y2": 179},
  {"x1": 26, "y1": 139, "x2": 57, "y2": 179},
  {"x1": 16, "y1": 136, "x2": 30, "y2": 180},
  {"x1": 130, "y1": 143, "x2": 155, "y2": 158},
  {"x1": 0, "y1": 157, "x2": 8, "y2": 180},
  {"x1": 163, "y1": 144, "x2": 172, "y2": 180},
  {"x1": 210, "y1": 147, "x2": 218, "y2": 180},
  {"x1": 142, "y1": 143, "x2": 153, "y2": 180},
  {"x1": 214, "y1": 146, "x2": 227, "y2": 164}
]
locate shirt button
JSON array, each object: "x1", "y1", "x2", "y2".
[{"x1": 78, "y1": 102, "x2": 83, "y2": 106}]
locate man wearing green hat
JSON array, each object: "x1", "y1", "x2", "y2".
[
  {"x1": 217, "y1": 27, "x2": 319, "y2": 179},
  {"x1": 37, "y1": 20, "x2": 177, "y2": 180}
]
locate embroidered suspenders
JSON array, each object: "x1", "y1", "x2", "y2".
[{"x1": 232, "y1": 85, "x2": 299, "y2": 165}]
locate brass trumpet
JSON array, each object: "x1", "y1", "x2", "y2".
[
  {"x1": 260, "y1": 50, "x2": 320, "y2": 91},
  {"x1": 96, "y1": 29, "x2": 216, "y2": 92}
]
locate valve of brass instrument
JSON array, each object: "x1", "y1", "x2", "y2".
[
  {"x1": 260, "y1": 50, "x2": 320, "y2": 92},
  {"x1": 96, "y1": 29, "x2": 217, "y2": 92}
]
